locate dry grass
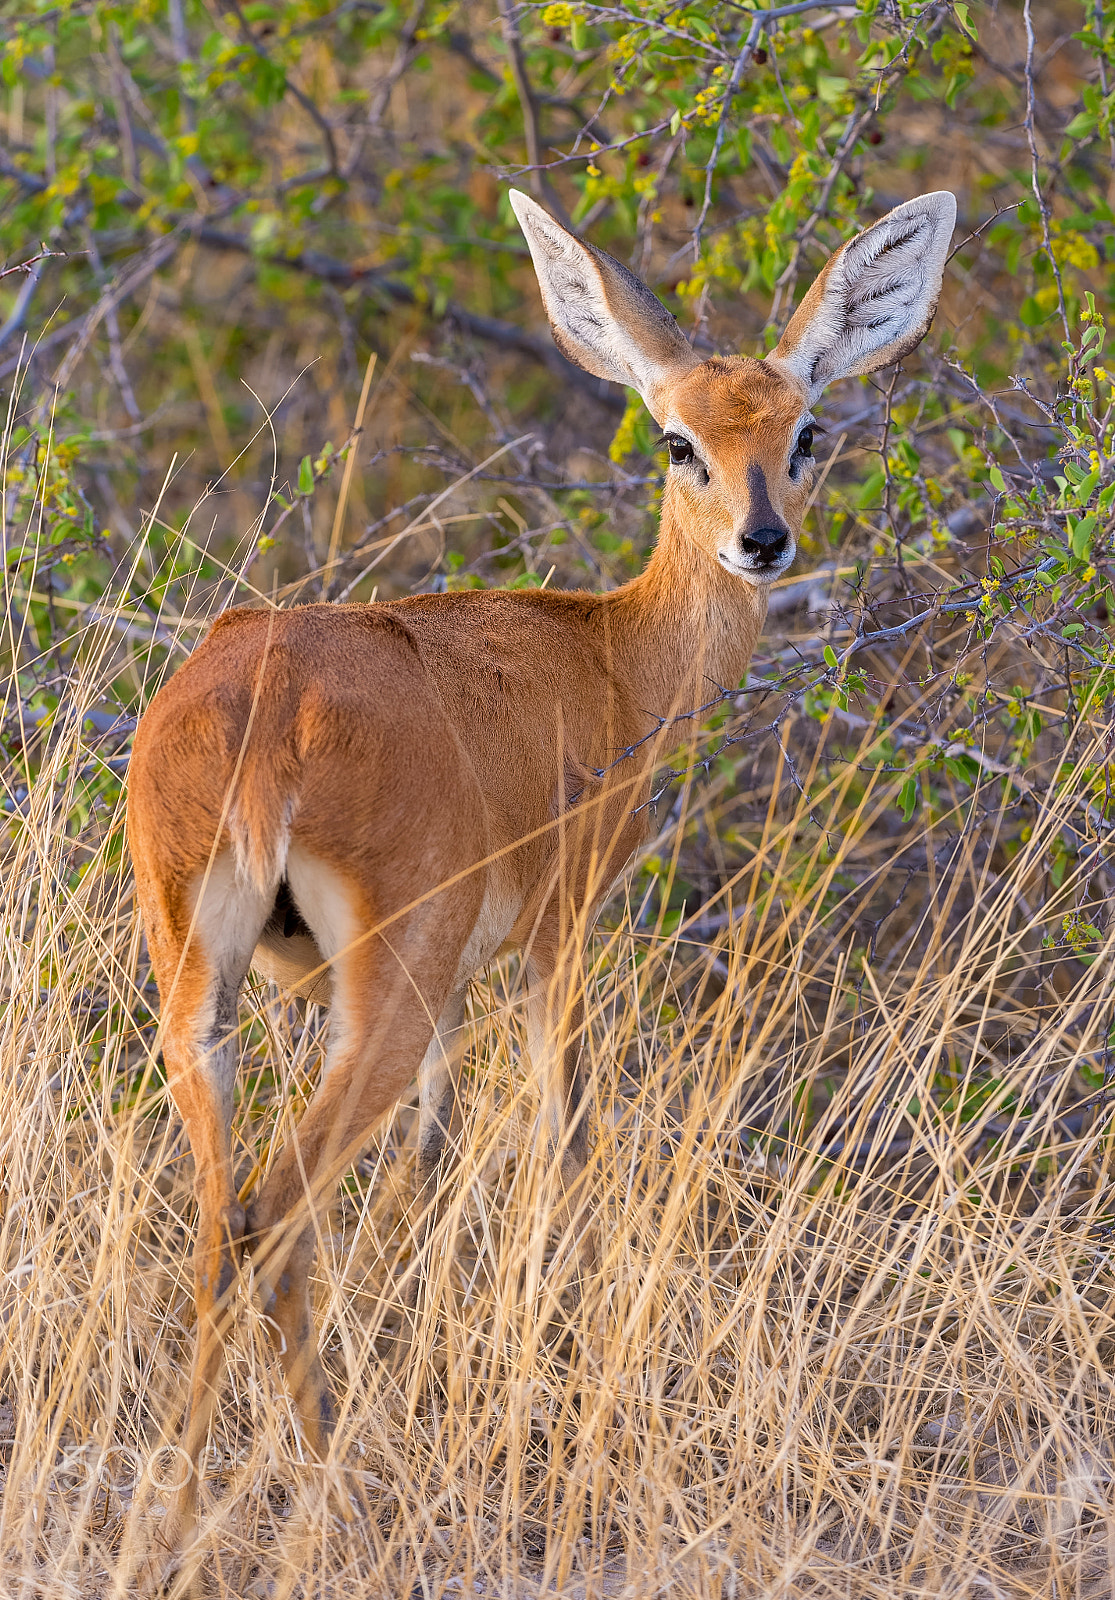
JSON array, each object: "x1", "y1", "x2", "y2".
[{"x1": 3, "y1": 448, "x2": 1115, "y2": 1600}]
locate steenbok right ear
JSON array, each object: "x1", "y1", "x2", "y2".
[
  {"x1": 509, "y1": 189, "x2": 698, "y2": 420},
  {"x1": 767, "y1": 192, "x2": 956, "y2": 404}
]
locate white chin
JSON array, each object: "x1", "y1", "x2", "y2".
[{"x1": 718, "y1": 550, "x2": 793, "y2": 586}]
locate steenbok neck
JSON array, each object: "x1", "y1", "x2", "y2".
[{"x1": 603, "y1": 503, "x2": 769, "y2": 722}]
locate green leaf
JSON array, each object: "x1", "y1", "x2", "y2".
[
  {"x1": 1074, "y1": 469, "x2": 1100, "y2": 504},
  {"x1": 1064, "y1": 111, "x2": 1098, "y2": 139},
  {"x1": 954, "y1": 3, "x2": 977, "y2": 38},
  {"x1": 898, "y1": 777, "x2": 918, "y2": 821},
  {"x1": 946, "y1": 427, "x2": 968, "y2": 459},
  {"x1": 684, "y1": 13, "x2": 717, "y2": 41},
  {"x1": 989, "y1": 465, "x2": 1006, "y2": 492},
  {"x1": 816, "y1": 74, "x2": 850, "y2": 106},
  {"x1": 1071, "y1": 515, "x2": 1096, "y2": 558},
  {"x1": 297, "y1": 454, "x2": 314, "y2": 495},
  {"x1": 823, "y1": 644, "x2": 839, "y2": 671},
  {"x1": 669, "y1": 108, "x2": 682, "y2": 137}
]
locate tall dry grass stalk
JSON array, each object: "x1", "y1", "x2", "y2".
[{"x1": 2, "y1": 404, "x2": 1114, "y2": 1599}]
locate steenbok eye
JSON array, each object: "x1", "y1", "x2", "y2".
[
  {"x1": 666, "y1": 435, "x2": 694, "y2": 466},
  {"x1": 794, "y1": 427, "x2": 814, "y2": 460}
]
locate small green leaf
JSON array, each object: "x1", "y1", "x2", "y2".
[
  {"x1": 1071, "y1": 515, "x2": 1096, "y2": 558},
  {"x1": 297, "y1": 454, "x2": 314, "y2": 495},
  {"x1": 669, "y1": 108, "x2": 682, "y2": 137},
  {"x1": 1074, "y1": 469, "x2": 1100, "y2": 504},
  {"x1": 954, "y1": 3, "x2": 977, "y2": 38},
  {"x1": 898, "y1": 777, "x2": 918, "y2": 821},
  {"x1": 989, "y1": 465, "x2": 1007, "y2": 492},
  {"x1": 1064, "y1": 110, "x2": 1098, "y2": 139},
  {"x1": 816, "y1": 74, "x2": 850, "y2": 106},
  {"x1": 684, "y1": 12, "x2": 717, "y2": 40},
  {"x1": 823, "y1": 644, "x2": 839, "y2": 670}
]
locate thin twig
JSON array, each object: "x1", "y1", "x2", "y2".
[{"x1": 1022, "y1": 0, "x2": 1070, "y2": 342}]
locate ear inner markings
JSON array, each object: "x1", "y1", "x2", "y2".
[
  {"x1": 767, "y1": 191, "x2": 956, "y2": 403},
  {"x1": 507, "y1": 187, "x2": 699, "y2": 410}
]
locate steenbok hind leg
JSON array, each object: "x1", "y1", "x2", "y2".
[
  {"x1": 143, "y1": 856, "x2": 271, "y2": 1537},
  {"x1": 244, "y1": 907, "x2": 468, "y2": 1451}
]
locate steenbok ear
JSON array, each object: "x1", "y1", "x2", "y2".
[
  {"x1": 510, "y1": 188, "x2": 699, "y2": 420},
  {"x1": 767, "y1": 192, "x2": 956, "y2": 404}
]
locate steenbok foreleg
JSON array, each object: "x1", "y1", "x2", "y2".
[
  {"x1": 526, "y1": 958, "x2": 599, "y2": 1311},
  {"x1": 394, "y1": 988, "x2": 469, "y2": 1348}
]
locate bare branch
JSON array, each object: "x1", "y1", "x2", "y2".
[
  {"x1": 1022, "y1": 0, "x2": 1070, "y2": 342},
  {"x1": 0, "y1": 250, "x2": 67, "y2": 354}
]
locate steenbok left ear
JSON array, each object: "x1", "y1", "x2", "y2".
[{"x1": 766, "y1": 192, "x2": 956, "y2": 404}]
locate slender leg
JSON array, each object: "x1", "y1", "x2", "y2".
[
  {"x1": 242, "y1": 864, "x2": 475, "y2": 1451},
  {"x1": 141, "y1": 855, "x2": 270, "y2": 1545},
  {"x1": 172, "y1": 1014, "x2": 245, "y2": 1536},
  {"x1": 415, "y1": 989, "x2": 469, "y2": 1203},
  {"x1": 393, "y1": 989, "x2": 469, "y2": 1342},
  {"x1": 525, "y1": 957, "x2": 598, "y2": 1286}
]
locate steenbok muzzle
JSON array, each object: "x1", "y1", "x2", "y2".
[{"x1": 126, "y1": 186, "x2": 955, "y2": 1542}]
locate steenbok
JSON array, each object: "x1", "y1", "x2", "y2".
[{"x1": 127, "y1": 186, "x2": 955, "y2": 1536}]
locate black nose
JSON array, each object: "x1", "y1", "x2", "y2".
[{"x1": 740, "y1": 526, "x2": 789, "y2": 561}]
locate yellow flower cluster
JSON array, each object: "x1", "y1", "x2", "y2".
[
  {"x1": 1049, "y1": 223, "x2": 1100, "y2": 271},
  {"x1": 609, "y1": 392, "x2": 642, "y2": 464},
  {"x1": 691, "y1": 85, "x2": 723, "y2": 127}
]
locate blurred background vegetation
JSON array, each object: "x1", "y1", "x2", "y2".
[{"x1": 3, "y1": 3, "x2": 1115, "y2": 1591}]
